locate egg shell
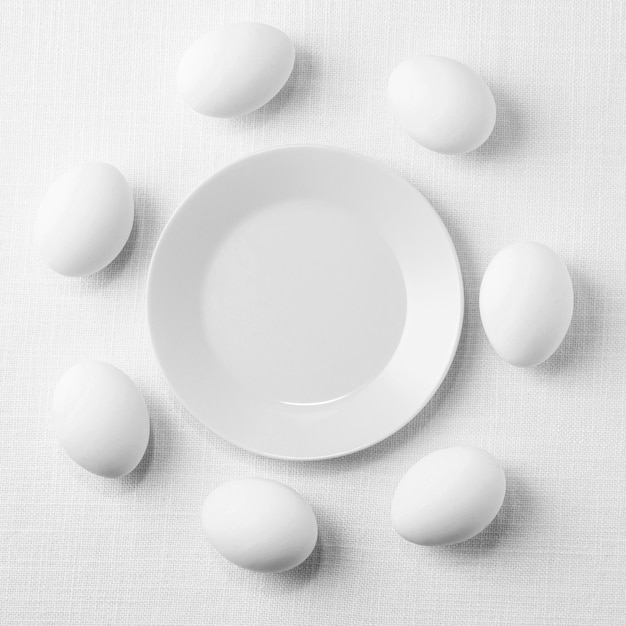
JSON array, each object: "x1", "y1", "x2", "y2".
[
  {"x1": 202, "y1": 478, "x2": 318, "y2": 573},
  {"x1": 391, "y1": 446, "x2": 506, "y2": 546},
  {"x1": 52, "y1": 361, "x2": 150, "y2": 478},
  {"x1": 35, "y1": 162, "x2": 134, "y2": 277},
  {"x1": 177, "y1": 22, "x2": 295, "y2": 118},
  {"x1": 480, "y1": 242, "x2": 574, "y2": 367},
  {"x1": 388, "y1": 55, "x2": 496, "y2": 154}
]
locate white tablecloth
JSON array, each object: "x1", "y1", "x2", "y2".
[{"x1": 2, "y1": 1, "x2": 625, "y2": 624}]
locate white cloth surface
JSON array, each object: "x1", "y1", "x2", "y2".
[{"x1": 1, "y1": 0, "x2": 625, "y2": 624}]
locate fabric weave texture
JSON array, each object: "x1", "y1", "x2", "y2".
[{"x1": 1, "y1": 1, "x2": 625, "y2": 624}]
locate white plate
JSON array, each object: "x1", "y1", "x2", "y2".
[{"x1": 147, "y1": 146, "x2": 463, "y2": 460}]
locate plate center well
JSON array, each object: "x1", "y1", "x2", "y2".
[{"x1": 203, "y1": 198, "x2": 407, "y2": 405}]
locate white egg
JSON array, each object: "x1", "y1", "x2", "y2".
[
  {"x1": 52, "y1": 361, "x2": 149, "y2": 478},
  {"x1": 392, "y1": 447, "x2": 506, "y2": 546},
  {"x1": 480, "y1": 242, "x2": 574, "y2": 367},
  {"x1": 177, "y1": 22, "x2": 295, "y2": 118},
  {"x1": 388, "y1": 55, "x2": 496, "y2": 154},
  {"x1": 35, "y1": 162, "x2": 134, "y2": 277},
  {"x1": 202, "y1": 478, "x2": 318, "y2": 573}
]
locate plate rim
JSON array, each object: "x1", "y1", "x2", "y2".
[{"x1": 147, "y1": 144, "x2": 464, "y2": 461}]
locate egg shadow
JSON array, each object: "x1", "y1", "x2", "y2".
[
  {"x1": 433, "y1": 474, "x2": 531, "y2": 558},
  {"x1": 79, "y1": 428, "x2": 155, "y2": 498},
  {"x1": 263, "y1": 505, "x2": 340, "y2": 590},
  {"x1": 75, "y1": 217, "x2": 138, "y2": 289},
  {"x1": 532, "y1": 263, "x2": 598, "y2": 377},
  {"x1": 131, "y1": 185, "x2": 170, "y2": 252},
  {"x1": 114, "y1": 388, "x2": 179, "y2": 492},
  {"x1": 78, "y1": 184, "x2": 162, "y2": 289},
  {"x1": 222, "y1": 45, "x2": 317, "y2": 131},
  {"x1": 463, "y1": 85, "x2": 528, "y2": 163},
  {"x1": 117, "y1": 428, "x2": 156, "y2": 490}
]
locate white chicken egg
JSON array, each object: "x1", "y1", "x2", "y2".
[
  {"x1": 480, "y1": 242, "x2": 574, "y2": 367},
  {"x1": 35, "y1": 162, "x2": 134, "y2": 277},
  {"x1": 391, "y1": 446, "x2": 506, "y2": 546},
  {"x1": 202, "y1": 478, "x2": 318, "y2": 573},
  {"x1": 388, "y1": 55, "x2": 496, "y2": 154},
  {"x1": 52, "y1": 361, "x2": 150, "y2": 478},
  {"x1": 177, "y1": 22, "x2": 295, "y2": 118}
]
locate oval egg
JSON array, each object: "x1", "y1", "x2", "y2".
[
  {"x1": 177, "y1": 22, "x2": 295, "y2": 118},
  {"x1": 35, "y1": 162, "x2": 134, "y2": 277},
  {"x1": 52, "y1": 361, "x2": 150, "y2": 478},
  {"x1": 480, "y1": 242, "x2": 574, "y2": 367},
  {"x1": 202, "y1": 478, "x2": 318, "y2": 573},
  {"x1": 388, "y1": 55, "x2": 496, "y2": 154},
  {"x1": 391, "y1": 446, "x2": 506, "y2": 546}
]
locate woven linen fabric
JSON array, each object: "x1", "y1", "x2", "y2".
[{"x1": 1, "y1": 0, "x2": 625, "y2": 624}]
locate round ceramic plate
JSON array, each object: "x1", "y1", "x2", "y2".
[{"x1": 147, "y1": 146, "x2": 463, "y2": 460}]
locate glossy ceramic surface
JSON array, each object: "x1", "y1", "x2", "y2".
[{"x1": 147, "y1": 146, "x2": 463, "y2": 459}]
